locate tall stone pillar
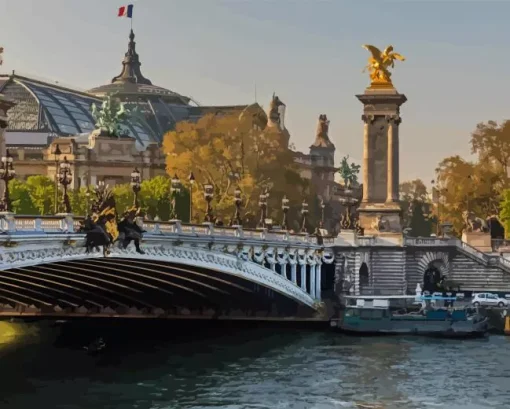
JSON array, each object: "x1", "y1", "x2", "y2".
[
  {"x1": 356, "y1": 88, "x2": 406, "y2": 235},
  {"x1": 362, "y1": 115, "x2": 374, "y2": 202},
  {"x1": 386, "y1": 115, "x2": 400, "y2": 203}
]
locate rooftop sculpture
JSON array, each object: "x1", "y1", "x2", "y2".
[
  {"x1": 362, "y1": 44, "x2": 405, "y2": 88},
  {"x1": 91, "y1": 94, "x2": 133, "y2": 137}
]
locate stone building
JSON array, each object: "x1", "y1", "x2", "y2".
[
  {"x1": 0, "y1": 29, "x2": 266, "y2": 187},
  {"x1": 0, "y1": 28, "x2": 353, "y2": 231},
  {"x1": 292, "y1": 114, "x2": 362, "y2": 232}
]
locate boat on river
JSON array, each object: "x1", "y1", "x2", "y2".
[{"x1": 330, "y1": 295, "x2": 489, "y2": 339}]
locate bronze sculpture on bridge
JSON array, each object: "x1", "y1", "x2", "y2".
[{"x1": 81, "y1": 185, "x2": 145, "y2": 256}]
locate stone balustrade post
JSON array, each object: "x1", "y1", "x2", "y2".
[
  {"x1": 172, "y1": 220, "x2": 182, "y2": 234},
  {"x1": 152, "y1": 222, "x2": 161, "y2": 235},
  {"x1": 34, "y1": 218, "x2": 43, "y2": 232},
  {"x1": 203, "y1": 222, "x2": 214, "y2": 236},
  {"x1": 0, "y1": 212, "x2": 15, "y2": 233},
  {"x1": 59, "y1": 214, "x2": 74, "y2": 233},
  {"x1": 234, "y1": 225, "x2": 244, "y2": 238}
]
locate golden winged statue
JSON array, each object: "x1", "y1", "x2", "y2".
[{"x1": 362, "y1": 44, "x2": 405, "y2": 88}]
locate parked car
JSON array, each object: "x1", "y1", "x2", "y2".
[{"x1": 472, "y1": 293, "x2": 509, "y2": 308}]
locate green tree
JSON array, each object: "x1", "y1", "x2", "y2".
[
  {"x1": 471, "y1": 120, "x2": 510, "y2": 177},
  {"x1": 400, "y1": 179, "x2": 430, "y2": 231},
  {"x1": 408, "y1": 200, "x2": 433, "y2": 237},
  {"x1": 499, "y1": 190, "x2": 510, "y2": 238},
  {"x1": 69, "y1": 187, "x2": 91, "y2": 216},
  {"x1": 9, "y1": 179, "x2": 37, "y2": 214},
  {"x1": 112, "y1": 183, "x2": 135, "y2": 215},
  {"x1": 140, "y1": 176, "x2": 190, "y2": 221},
  {"x1": 25, "y1": 176, "x2": 55, "y2": 215}
]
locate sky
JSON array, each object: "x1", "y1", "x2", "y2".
[{"x1": 1, "y1": 0, "x2": 510, "y2": 185}]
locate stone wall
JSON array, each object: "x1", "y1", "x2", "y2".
[{"x1": 449, "y1": 252, "x2": 510, "y2": 292}]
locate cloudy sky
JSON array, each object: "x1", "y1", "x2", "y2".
[{"x1": 1, "y1": 0, "x2": 508, "y2": 184}]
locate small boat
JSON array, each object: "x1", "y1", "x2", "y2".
[{"x1": 330, "y1": 295, "x2": 489, "y2": 339}]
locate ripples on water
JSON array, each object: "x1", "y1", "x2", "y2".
[{"x1": 1, "y1": 320, "x2": 510, "y2": 409}]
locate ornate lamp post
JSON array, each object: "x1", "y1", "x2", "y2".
[
  {"x1": 130, "y1": 167, "x2": 141, "y2": 207},
  {"x1": 58, "y1": 156, "x2": 72, "y2": 214},
  {"x1": 53, "y1": 144, "x2": 62, "y2": 214},
  {"x1": 301, "y1": 199, "x2": 309, "y2": 233},
  {"x1": 188, "y1": 172, "x2": 195, "y2": 223},
  {"x1": 319, "y1": 199, "x2": 326, "y2": 229},
  {"x1": 85, "y1": 190, "x2": 91, "y2": 216},
  {"x1": 232, "y1": 186, "x2": 243, "y2": 226},
  {"x1": 0, "y1": 150, "x2": 15, "y2": 212},
  {"x1": 204, "y1": 183, "x2": 214, "y2": 223},
  {"x1": 281, "y1": 195, "x2": 290, "y2": 230},
  {"x1": 258, "y1": 189, "x2": 269, "y2": 228},
  {"x1": 170, "y1": 174, "x2": 182, "y2": 220}
]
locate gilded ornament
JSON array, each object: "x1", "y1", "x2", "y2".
[{"x1": 362, "y1": 44, "x2": 405, "y2": 88}]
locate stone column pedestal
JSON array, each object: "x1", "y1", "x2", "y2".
[
  {"x1": 356, "y1": 87, "x2": 407, "y2": 234},
  {"x1": 462, "y1": 231, "x2": 492, "y2": 253}
]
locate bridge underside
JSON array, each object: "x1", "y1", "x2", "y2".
[{"x1": 0, "y1": 258, "x2": 313, "y2": 319}]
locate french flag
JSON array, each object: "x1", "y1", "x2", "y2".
[{"x1": 118, "y1": 4, "x2": 133, "y2": 18}]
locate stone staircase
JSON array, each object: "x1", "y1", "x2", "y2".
[{"x1": 368, "y1": 248, "x2": 407, "y2": 295}]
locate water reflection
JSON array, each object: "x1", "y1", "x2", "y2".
[{"x1": 0, "y1": 321, "x2": 509, "y2": 409}]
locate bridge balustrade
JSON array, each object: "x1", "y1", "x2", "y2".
[{"x1": 0, "y1": 214, "x2": 336, "y2": 245}]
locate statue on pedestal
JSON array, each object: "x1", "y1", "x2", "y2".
[
  {"x1": 462, "y1": 210, "x2": 489, "y2": 233},
  {"x1": 362, "y1": 44, "x2": 405, "y2": 87},
  {"x1": 267, "y1": 93, "x2": 286, "y2": 129},
  {"x1": 91, "y1": 94, "x2": 134, "y2": 137}
]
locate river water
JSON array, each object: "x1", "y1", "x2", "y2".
[{"x1": 0, "y1": 320, "x2": 509, "y2": 409}]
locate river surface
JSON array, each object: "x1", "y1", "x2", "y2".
[{"x1": 0, "y1": 320, "x2": 509, "y2": 409}]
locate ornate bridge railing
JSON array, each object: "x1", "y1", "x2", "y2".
[{"x1": 0, "y1": 214, "x2": 336, "y2": 246}]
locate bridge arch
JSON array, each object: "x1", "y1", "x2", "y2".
[
  {"x1": 418, "y1": 251, "x2": 450, "y2": 293},
  {"x1": 0, "y1": 243, "x2": 329, "y2": 317}
]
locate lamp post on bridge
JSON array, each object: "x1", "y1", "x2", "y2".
[
  {"x1": 188, "y1": 172, "x2": 195, "y2": 223},
  {"x1": 232, "y1": 186, "x2": 243, "y2": 226},
  {"x1": 58, "y1": 156, "x2": 72, "y2": 214},
  {"x1": 258, "y1": 188, "x2": 269, "y2": 228},
  {"x1": 170, "y1": 174, "x2": 182, "y2": 220},
  {"x1": 281, "y1": 195, "x2": 289, "y2": 231},
  {"x1": 228, "y1": 168, "x2": 242, "y2": 227},
  {"x1": 52, "y1": 144, "x2": 61, "y2": 214},
  {"x1": 130, "y1": 167, "x2": 141, "y2": 207},
  {"x1": 0, "y1": 150, "x2": 15, "y2": 212},
  {"x1": 85, "y1": 190, "x2": 91, "y2": 216},
  {"x1": 204, "y1": 183, "x2": 214, "y2": 223},
  {"x1": 319, "y1": 199, "x2": 325, "y2": 229},
  {"x1": 301, "y1": 199, "x2": 309, "y2": 233}
]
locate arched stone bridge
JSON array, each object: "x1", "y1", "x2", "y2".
[{"x1": 0, "y1": 214, "x2": 335, "y2": 320}]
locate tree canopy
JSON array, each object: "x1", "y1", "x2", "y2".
[
  {"x1": 431, "y1": 120, "x2": 510, "y2": 236},
  {"x1": 6, "y1": 175, "x2": 190, "y2": 221},
  {"x1": 399, "y1": 179, "x2": 433, "y2": 237},
  {"x1": 163, "y1": 111, "x2": 310, "y2": 228}
]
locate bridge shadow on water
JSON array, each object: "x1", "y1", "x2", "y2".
[{"x1": 0, "y1": 319, "x2": 329, "y2": 408}]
